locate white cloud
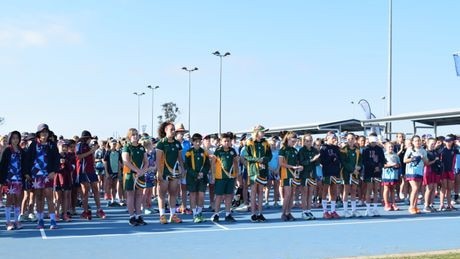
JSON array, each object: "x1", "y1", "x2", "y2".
[{"x1": 0, "y1": 20, "x2": 82, "y2": 48}]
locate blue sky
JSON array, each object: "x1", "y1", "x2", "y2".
[{"x1": 0, "y1": 1, "x2": 459, "y2": 139}]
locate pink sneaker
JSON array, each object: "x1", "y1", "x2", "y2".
[
  {"x1": 323, "y1": 212, "x2": 332, "y2": 219},
  {"x1": 330, "y1": 211, "x2": 340, "y2": 219}
]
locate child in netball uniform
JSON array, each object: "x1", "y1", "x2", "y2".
[
  {"x1": 55, "y1": 140, "x2": 73, "y2": 222},
  {"x1": 382, "y1": 142, "x2": 401, "y2": 211},
  {"x1": 279, "y1": 132, "x2": 303, "y2": 221},
  {"x1": 362, "y1": 133, "x2": 386, "y2": 217},
  {"x1": 340, "y1": 133, "x2": 362, "y2": 218},
  {"x1": 140, "y1": 137, "x2": 156, "y2": 214},
  {"x1": 423, "y1": 138, "x2": 442, "y2": 212},
  {"x1": 185, "y1": 133, "x2": 210, "y2": 223},
  {"x1": 0, "y1": 131, "x2": 26, "y2": 230},
  {"x1": 298, "y1": 134, "x2": 320, "y2": 220},
  {"x1": 104, "y1": 139, "x2": 122, "y2": 207},
  {"x1": 210, "y1": 133, "x2": 238, "y2": 222},
  {"x1": 122, "y1": 128, "x2": 150, "y2": 226},
  {"x1": 319, "y1": 132, "x2": 342, "y2": 219},
  {"x1": 76, "y1": 131, "x2": 106, "y2": 220},
  {"x1": 25, "y1": 124, "x2": 60, "y2": 229},
  {"x1": 403, "y1": 135, "x2": 428, "y2": 214},
  {"x1": 156, "y1": 122, "x2": 185, "y2": 224},
  {"x1": 19, "y1": 133, "x2": 36, "y2": 223},
  {"x1": 245, "y1": 125, "x2": 272, "y2": 222},
  {"x1": 439, "y1": 134, "x2": 459, "y2": 211}
]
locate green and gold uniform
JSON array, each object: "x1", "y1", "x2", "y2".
[
  {"x1": 122, "y1": 143, "x2": 146, "y2": 191},
  {"x1": 185, "y1": 147, "x2": 210, "y2": 193},
  {"x1": 298, "y1": 146, "x2": 320, "y2": 187},
  {"x1": 214, "y1": 147, "x2": 237, "y2": 195},
  {"x1": 156, "y1": 138, "x2": 182, "y2": 181},
  {"x1": 340, "y1": 145, "x2": 361, "y2": 185},
  {"x1": 244, "y1": 138, "x2": 273, "y2": 185},
  {"x1": 279, "y1": 146, "x2": 300, "y2": 187}
]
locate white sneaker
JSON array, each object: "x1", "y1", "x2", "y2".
[
  {"x1": 234, "y1": 204, "x2": 249, "y2": 212},
  {"x1": 372, "y1": 208, "x2": 380, "y2": 217},
  {"x1": 365, "y1": 209, "x2": 374, "y2": 217},
  {"x1": 301, "y1": 212, "x2": 310, "y2": 220},
  {"x1": 399, "y1": 193, "x2": 405, "y2": 200},
  {"x1": 343, "y1": 210, "x2": 352, "y2": 218},
  {"x1": 357, "y1": 200, "x2": 364, "y2": 207},
  {"x1": 417, "y1": 194, "x2": 423, "y2": 199},
  {"x1": 351, "y1": 210, "x2": 362, "y2": 217}
]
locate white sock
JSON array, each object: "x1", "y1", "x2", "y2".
[
  {"x1": 197, "y1": 206, "x2": 203, "y2": 214},
  {"x1": 366, "y1": 203, "x2": 371, "y2": 210},
  {"x1": 192, "y1": 208, "x2": 197, "y2": 216},
  {"x1": 159, "y1": 208, "x2": 165, "y2": 216},
  {"x1": 50, "y1": 213, "x2": 56, "y2": 221},
  {"x1": 322, "y1": 200, "x2": 328, "y2": 212},
  {"x1": 5, "y1": 207, "x2": 11, "y2": 223},
  {"x1": 331, "y1": 201, "x2": 336, "y2": 212},
  {"x1": 351, "y1": 201, "x2": 356, "y2": 211},
  {"x1": 373, "y1": 203, "x2": 378, "y2": 209},
  {"x1": 343, "y1": 201, "x2": 349, "y2": 211}
]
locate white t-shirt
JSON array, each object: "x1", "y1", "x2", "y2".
[{"x1": 404, "y1": 147, "x2": 427, "y2": 176}]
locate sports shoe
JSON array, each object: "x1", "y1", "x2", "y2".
[
  {"x1": 323, "y1": 211, "x2": 332, "y2": 219},
  {"x1": 19, "y1": 214, "x2": 28, "y2": 222},
  {"x1": 37, "y1": 219, "x2": 45, "y2": 229},
  {"x1": 286, "y1": 213, "x2": 296, "y2": 221},
  {"x1": 409, "y1": 208, "x2": 418, "y2": 214},
  {"x1": 14, "y1": 221, "x2": 22, "y2": 230},
  {"x1": 273, "y1": 201, "x2": 280, "y2": 208},
  {"x1": 263, "y1": 202, "x2": 270, "y2": 209},
  {"x1": 330, "y1": 211, "x2": 340, "y2": 219},
  {"x1": 211, "y1": 214, "x2": 219, "y2": 222},
  {"x1": 129, "y1": 216, "x2": 138, "y2": 226},
  {"x1": 391, "y1": 203, "x2": 400, "y2": 211},
  {"x1": 28, "y1": 213, "x2": 38, "y2": 222},
  {"x1": 96, "y1": 209, "x2": 106, "y2": 219},
  {"x1": 234, "y1": 204, "x2": 249, "y2": 212},
  {"x1": 159, "y1": 215, "x2": 168, "y2": 224},
  {"x1": 372, "y1": 208, "x2": 380, "y2": 217},
  {"x1": 428, "y1": 205, "x2": 437, "y2": 212},
  {"x1": 423, "y1": 207, "x2": 432, "y2": 213},
  {"x1": 144, "y1": 208, "x2": 153, "y2": 215},
  {"x1": 80, "y1": 210, "x2": 92, "y2": 220},
  {"x1": 63, "y1": 214, "x2": 72, "y2": 222},
  {"x1": 193, "y1": 215, "x2": 201, "y2": 223},
  {"x1": 225, "y1": 214, "x2": 236, "y2": 222},
  {"x1": 364, "y1": 209, "x2": 374, "y2": 217},
  {"x1": 257, "y1": 214, "x2": 266, "y2": 222},
  {"x1": 351, "y1": 210, "x2": 361, "y2": 217},
  {"x1": 136, "y1": 216, "x2": 147, "y2": 226},
  {"x1": 302, "y1": 212, "x2": 311, "y2": 220},
  {"x1": 415, "y1": 207, "x2": 421, "y2": 214},
  {"x1": 307, "y1": 212, "x2": 316, "y2": 220},
  {"x1": 250, "y1": 214, "x2": 258, "y2": 223},
  {"x1": 169, "y1": 214, "x2": 182, "y2": 223},
  {"x1": 6, "y1": 222, "x2": 15, "y2": 231},
  {"x1": 281, "y1": 214, "x2": 289, "y2": 221},
  {"x1": 343, "y1": 210, "x2": 352, "y2": 218},
  {"x1": 50, "y1": 220, "x2": 58, "y2": 229}
]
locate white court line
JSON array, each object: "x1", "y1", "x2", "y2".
[
  {"x1": 212, "y1": 221, "x2": 230, "y2": 230},
  {"x1": 44, "y1": 215, "x2": 460, "y2": 240},
  {"x1": 40, "y1": 229, "x2": 47, "y2": 240}
]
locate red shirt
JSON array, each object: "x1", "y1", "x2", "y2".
[{"x1": 76, "y1": 142, "x2": 95, "y2": 174}]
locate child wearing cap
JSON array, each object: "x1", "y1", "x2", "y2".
[
  {"x1": 76, "y1": 130, "x2": 106, "y2": 220},
  {"x1": 210, "y1": 132, "x2": 239, "y2": 222},
  {"x1": 244, "y1": 125, "x2": 272, "y2": 222},
  {"x1": 279, "y1": 132, "x2": 303, "y2": 221},
  {"x1": 0, "y1": 131, "x2": 26, "y2": 230},
  {"x1": 122, "y1": 128, "x2": 150, "y2": 226},
  {"x1": 156, "y1": 122, "x2": 185, "y2": 224},
  {"x1": 184, "y1": 133, "x2": 210, "y2": 223},
  {"x1": 438, "y1": 134, "x2": 459, "y2": 211}
]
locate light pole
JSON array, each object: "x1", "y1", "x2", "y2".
[
  {"x1": 212, "y1": 50, "x2": 230, "y2": 136},
  {"x1": 387, "y1": 0, "x2": 393, "y2": 138},
  {"x1": 147, "y1": 85, "x2": 159, "y2": 136},
  {"x1": 182, "y1": 67, "x2": 198, "y2": 133},
  {"x1": 454, "y1": 52, "x2": 460, "y2": 76},
  {"x1": 133, "y1": 92, "x2": 145, "y2": 130}
]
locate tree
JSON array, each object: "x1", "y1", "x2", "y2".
[{"x1": 157, "y1": 102, "x2": 180, "y2": 125}]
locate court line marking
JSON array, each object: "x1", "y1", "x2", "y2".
[
  {"x1": 43, "y1": 215, "x2": 460, "y2": 240},
  {"x1": 212, "y1": 221, "x2": 230, "y2": 230},
  {"x1": 40, "y1": 229, "x2": 47, "y2": 240}
]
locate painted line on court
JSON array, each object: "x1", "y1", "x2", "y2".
[
  {"x1": 212, "y1": 221, "x2": 230, "y2": 230},
  {"x1": 43, "y1": 215, "x2": 460, "y2": 240},
  {"x1": 40, "y1": 229, "x2": 47, "y2": 240}
]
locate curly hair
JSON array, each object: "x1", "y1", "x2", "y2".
[{"x1": 158, "y1": 121, "x2": 174, "y2": 139}]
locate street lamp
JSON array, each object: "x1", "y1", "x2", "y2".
[
  {"x1": 454, "y1": 52, "x2": 460, "y2": 77},
  {"x1": 182, "y1": 67, "x2": 198, "y2": 133},
  {"x1": 133, "y1": 92, "x2": 145, "y2": 130},
  {"x1": 147, "y1": 85, "x2": 159, "y2": 136},
  {"x1": 212, "y1": 50, "x2": 231, "y2": 135}
]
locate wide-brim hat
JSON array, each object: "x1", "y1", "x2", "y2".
[
  {"x1": 175, "y1": 123, "x2": 189, "y2": 133},
  {"x1": 80, "y1": 130, "x2": 95, "y2": 140},
  {"x1": 36, "y1": 123, "x2": 50, "y2": 134},
  {"x1": 253, "y1": 125, "x2": 269, "y2": 133}
]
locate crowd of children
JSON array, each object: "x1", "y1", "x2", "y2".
[{"x1": 0, "y1": 122, "x2": 459, "y2": 231}]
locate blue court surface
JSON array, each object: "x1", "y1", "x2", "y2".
[{"x1": 1, "y1": 201, "x2": 460, "y2": 259}]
